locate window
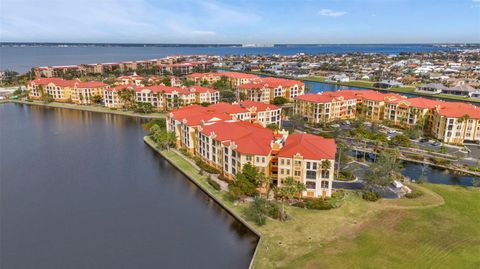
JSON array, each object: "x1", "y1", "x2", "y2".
[
  {"x1": 306, "y1": 181, "x2": 316, "y2": 189},
  {"x1": 306, "y1": 170, "x2": 316, "y2": 179},
  {"x1": 321, "y1": 181, "x2": 329, "y2": 188},
  {"x1": 294, "y1": 170, "x2": 301, "y2": 177}
]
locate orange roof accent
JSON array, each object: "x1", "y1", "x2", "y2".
[
  {"x1": 200, "y1": 121, "x2": 275, "y2": 155},
  {"x1": 278, "y1": 133, "x2": 336, "y2": 160}
]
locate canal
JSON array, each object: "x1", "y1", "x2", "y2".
[{"x1": 0, "y1": 103, "x2": 257, "y2": 269}]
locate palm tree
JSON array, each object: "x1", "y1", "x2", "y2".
[
  {"x1": 118, "y1": 88, "x2": 135, "y2": 109},
  {"x1": 321, "y1": 159, "x2": 331, "y2": 171},
  {"x1": 275, "y1": 177, "x2": 306, "y2": 220}
]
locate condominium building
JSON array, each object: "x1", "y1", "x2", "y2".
[
  {"x1": 167, "y1": 105, "x2": 337, "y2": 198},
  {"x1": 104, "y1": 85, "x2": 132, "y2": 108},
  {"x1": 294, "y1": 89, "x2": 480, "y2": 144},
  {"x1": 239, "y1": 77, "x2": 305, "y2": 103},
  {"x1": 430, "y1": 102, "x2": 480, "y2": 144},
  {"x1": 383, "y1": 97, "x2": 439, "y2": 126},
  {"x1": 294, "y1": 90, "x2": 358, "y2": 124},
  {"x1": 116, "y1": 74, "x2": 144, "y2": 86},
  {"x1": 186, "y1": 72, "x2": 260, "y2": 88},
  {"x1": 70, "y1": 81, "x2": 108, "y2": 105},
  {"x1": 189, "y1": 86, "x2": 220, "y2": 104},
  {"x1": 28, "y1": 78, "x2": 107, "y2": 104},
  {"x1": 28, "y1": 78, "x2": 75, "y2": 101}
]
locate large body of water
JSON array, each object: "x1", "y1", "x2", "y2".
[
  {"x1": 0, "y1": 44, "x2": 455, "y2": 73},
  {"x1": 0, "y1": 103, "x2": 257, "y2": 269}
]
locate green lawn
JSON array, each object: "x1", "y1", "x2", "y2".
[
  {"x1": 145, "y1": 137, "x2": 480, "y2": 269},
  {"x1": 271, "y1": 184, "x2": 480, "y2": 269}
]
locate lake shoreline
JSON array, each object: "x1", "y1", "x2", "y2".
[
  {"x1": 5, "y1": 99, "x2": 165, "y2": 119},
  {"x1": 143, "y1": 136, "x2": 262, "y2": 269}
]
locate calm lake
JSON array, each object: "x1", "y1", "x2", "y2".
[{"x1": 0, "y1": 103, "x2": 257, "y2": 269}]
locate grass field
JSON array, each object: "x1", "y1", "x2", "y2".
[{"x1": 145, "y1": 138, "x2": 480, "y2": 269}]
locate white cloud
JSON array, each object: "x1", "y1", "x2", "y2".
[
  {"x1": 191, "y1": 30, "x2": 216, "y2": 36},
  {"x1": 319, "y1": 9, "x2": 347, "y2": 17}
]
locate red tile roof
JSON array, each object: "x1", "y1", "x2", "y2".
[
  {"x1": 187, "y1": 72, "x2": 259, "y2": 80},
  {"x1": 200, "y1": 121, "x2": 275, "y2": 155},
  {"x1": 239, "y1": 100, "x2": 280, "y2": 111},
  {"x1": 239, "y1": 77, "x2": 304, "y2": 89},
  {"x1": 105, "y1": 84, "x2": 134, "y2": 92},
  {"x1": 207, "y1": 102, "x2": 249, "y2": 114},
  {"x1": 278, "y1": 133, "x2": 336, "y2": 160},
  {"x1": 296, "y1": 91, "x2": 358, "y2": 103},
  {"x1": 188, "y1": 86, "x2": 218, "y2": 93},
  {"x1": 170, "y1": 105, "x2": 232, "y2": 126},
  {"x1": 135, "y1": 85, "x2": 191, "y2": 94},
  {"x1": 437, "y1": 102, "x2": 480, "y2": 119},
  {"x1": 75, "y1": 81, "x2": 107, "y2": 88}
]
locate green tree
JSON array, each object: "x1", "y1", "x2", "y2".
[
  {"x1": 228, "y1": 163, "x2": 260, "y2": 199},
  {"x1": 266, "y1": 123, "x2": 279, "y2": 131},
  {"x1": 220, "y1": 90, "x2": 236, "y2": 103},
  {"x1": 289, "y1": 114, "x2": 306, "y2": 130},
  {"x1": 162, "y1": 76, "x2": 172, "y2": 86},
  {"x1": 275, "y1": 177, "x2": 306, "y2": 220},
  {"x1": 364, "y1": 150, "x2": 402, "y2": 187},
  {"x1": 118, "y1": 88, "x2": 135, "y2": 109},
  {"x1": 183, "y1": 79, "x2": 195, "y2": 86},
  {"x1": 91, "y1": 94, "x2": 103, "y2": 104},
  {"x1": 212, "y1": 76, "x2": 229, "y2": 91},
  {"x1": 200, "y1": 79, "x2": 210, "y2": 87},
  {"x1": 272, "y1": 96, "x2": 287, "y2": 105},
  {"x1": 42, "y1": 93, "x2": 53, "y2": 104},
  {"x1": 389, "y1": 134, "x2": 411, "y2": 147}
]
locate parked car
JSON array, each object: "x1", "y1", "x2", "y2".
[{"x1": 331, "y1": 124, "x2": 340, "y2": 128}]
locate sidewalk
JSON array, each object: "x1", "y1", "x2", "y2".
[{"x1": 170, "y1": 148, "x2": 229, "y2": 191}]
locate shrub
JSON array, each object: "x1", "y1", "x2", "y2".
[
  {"x1": 292, "y1": 198, "x2": 335, "y2": 210},
  {"x1": 244, "y1": 197, "x2": 282, "y2": 226},
  {"x1": 362, "y1": 191, "x2": 381, "y2": 202},
  {"x1": 338, "y1": 170, "x2": 355, "y2": 181},
  {"x1": 178, "y1": 148, "x2": 189, "y2": 156},
  {"x1": 193, "y1": 157, "x2": 220, "y2": 174},
  {"x1": 405, "y1": 190, "x2": 423, "y2": 199},
  {"x1": 207, "y1": 177, "x2": 221, "y2": 191},
  {"x1": 429, "y1": 157, "x2": 451, "y2": 166}
]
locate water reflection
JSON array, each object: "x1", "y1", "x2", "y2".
[{"x1": 1, "y1": 103, "x2": 257, "y2": 269}]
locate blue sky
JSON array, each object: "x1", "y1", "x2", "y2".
[{"x1": 1, "y1": 0, "x2": 479, "y2": 43}]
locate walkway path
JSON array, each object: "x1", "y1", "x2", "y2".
[{"x1": 170, "y1": 148, "x2": 229, "y2": 191}]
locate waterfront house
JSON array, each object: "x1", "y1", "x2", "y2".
[
  {"x1": 373, "y1": 80, "x2": 404, "y2": 88},
  {"x1": 442, "y1": 84, "x2": 476, "y2": 96},
  {"x1": 415, "y1": 83, "x2": 448, "y2": 94}
]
